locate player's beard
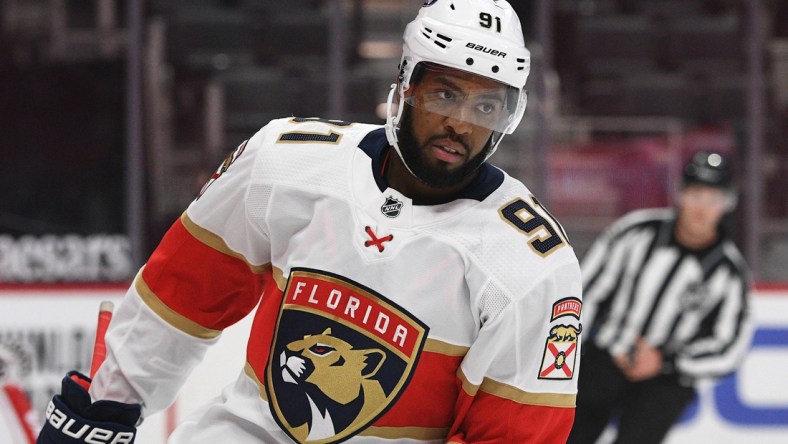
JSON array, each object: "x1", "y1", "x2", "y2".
[{"x1": 397, "y1": 107, "x2": 492, "y2": 189}]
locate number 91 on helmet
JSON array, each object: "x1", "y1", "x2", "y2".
[{"x1": 386, "y1": 0, "x2": 530, "y2": 163}]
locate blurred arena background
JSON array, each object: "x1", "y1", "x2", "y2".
[{"x1": 0, "y1": 0, "x2": 786, "y2": 442}]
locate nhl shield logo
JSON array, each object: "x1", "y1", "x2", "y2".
[
  {"x1": 380, "y1": 196, "x2": 403, "y2": 218},
  {"x1": 680, "y1": 282, "x2": 709, "y2": 310},
  {"x1": 265, "y1": 268, "x2": 429, "y2": 444}
]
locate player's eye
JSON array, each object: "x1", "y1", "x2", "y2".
[
  {"x1": 437, "y1": 89, "x2": 457, "y2": 101},
  {"x1": 476, "y1": 102, "x2": 497, "y2": 114},
  {"x1": 309, "y1": 343, "x2": 335, "y2": 356}
]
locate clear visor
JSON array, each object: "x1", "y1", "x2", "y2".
[{"x1": 402, "y1": 63, "x2": 519, "y2": 134}]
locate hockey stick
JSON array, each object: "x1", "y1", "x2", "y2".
[{"x1": 89, "y1": 301, "x2": 114, "y2": 379}]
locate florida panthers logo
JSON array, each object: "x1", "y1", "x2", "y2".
[
  {"x1": 266, "y1": 269, "x2": 428, "y2": 444},
  {"x1": 539, "y1": 324, "x2": 581, "y2": 380},
  {"x1": 539, "y1": 297, "x2": 582, "y2": 380},
  {"x1": 196, "y1": 139, "x2": 247, "y2": 199},
  {"x1": 278, "y1": 329, "x2": 387, "y2": 441}
]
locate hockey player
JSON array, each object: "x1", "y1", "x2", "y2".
[
  {"x1": 37, "y1": 0, "x2": 583, "y2": 442},
  {"x1": 567, "y1": 151, "x2": 753, "y2": 444}
]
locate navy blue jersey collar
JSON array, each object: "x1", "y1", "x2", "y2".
[{"x1": 358, "y1": 128, "x2": 503, "y2": 205}]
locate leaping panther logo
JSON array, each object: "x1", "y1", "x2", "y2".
[
  {"x1": 539, "y1": 324, "x2": 581, "y2": 380},
  {"x1": 538, "y1": 296, "x2": 582, "y2": 380},
  {"x1": 279, "y1": 328, "x2": 386, "y2": 442}
]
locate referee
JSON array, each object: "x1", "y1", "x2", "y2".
[{"x1": 567, "y1": 152, "x2": 753, "y2": 444}]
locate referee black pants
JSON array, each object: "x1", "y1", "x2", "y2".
[{"x1": 566, "y1": 343, "x2": 696, "y2": 444}]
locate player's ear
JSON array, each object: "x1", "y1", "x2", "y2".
[{"x1": 401, "y1": 80, "x2": 417, "y2": 99}]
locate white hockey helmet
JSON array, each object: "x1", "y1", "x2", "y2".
[{"x1": 385, "y1": 0, "x2": 531, "y2": 168}]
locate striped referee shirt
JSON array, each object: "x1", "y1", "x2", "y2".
[{"x1": 581, "y1": 208, "x2": 753, "y2": 381}]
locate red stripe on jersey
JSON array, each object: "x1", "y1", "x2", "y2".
[
  {"x1": 246, "y1": 275, "x2": 284, "y2": 383},
  {"x1": 3, "y1": 383, "x2": 38, "y2": 444},
  {"x1": 374, "y1": 351, "x2": 462, "y2": 428},
  {"x1": 142, "y1": 218, "x2": 267, "y2": 331},
  {"x1": 448, "y1": 388, "x2": 575, "y2": 443}
]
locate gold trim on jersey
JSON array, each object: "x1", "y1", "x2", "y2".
[
  {"x1": 244, "y1": 362, "x2": 269, "y2": 401},
  {"x1": 180, "y1": 212, "x2": 270, "y2": 274},
  {"x1": 272, "y1": 266, "x2": 287, "y2": 291},
  {"x1": 457, "y1": 368, "x2": 576, "y2": 408},
  {"x1": 359, "y1": 426, "x2": 450, "y2": 440},
  {"x1": 423, "y1": 339, "x2": 469, "y2": 357},
  {"x1": 135, "y1": 270, "x2": 222, "y2": 340}
]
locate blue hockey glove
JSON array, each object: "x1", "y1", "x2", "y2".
[{"x1": 37, "y1": 371, "x2": 141, "y2": 444}]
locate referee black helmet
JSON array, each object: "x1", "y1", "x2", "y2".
[
  {"x1": 681, "y1": 151, "x2": 737, "y2": 210},
  {"x1": 682, "y1": 151, "x2": 733, "y2": 189}
]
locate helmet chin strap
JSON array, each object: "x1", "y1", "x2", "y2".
[{"x1": 384, "y1": 83, "x2": 420, "y2": 180}]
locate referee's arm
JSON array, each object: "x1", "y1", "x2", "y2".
[
  {"x1": 674, "y1": 270, "x2": 754, "y2": 379},
  {"x1": 579, "y1": 218, "x2": 640, "y2": 332}
]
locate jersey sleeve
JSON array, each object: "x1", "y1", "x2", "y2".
[
  {"x1": 90, "y1": 130, "x2": 273, "y2": 414},
  {"x1": 447, "y1": 259, "x2": 582, "y2": 443}
]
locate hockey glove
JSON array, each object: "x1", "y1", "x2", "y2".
[{"x1": 37, "y1": 371, "x2": 141, "y2": 444}]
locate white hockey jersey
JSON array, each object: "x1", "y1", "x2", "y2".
[{"x1": 91, "y1": 118, "x2": 583, "y2": 443}]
